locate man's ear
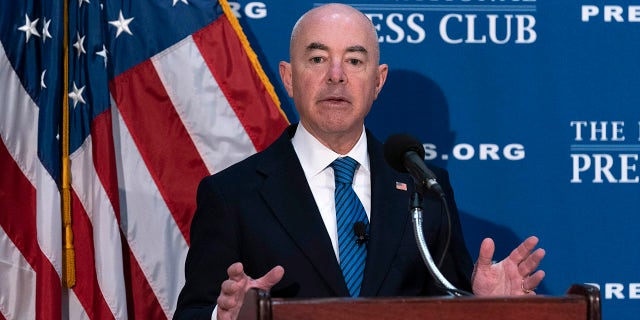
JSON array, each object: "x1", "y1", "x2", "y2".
[
  {"x1": 279, "y1": 61, "x2": 294, "y2": 98},
  {"x1": 374, "y1": 63, "x2": 388, "y2": 99}
]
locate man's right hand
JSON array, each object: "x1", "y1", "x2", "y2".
[{"x1": 216, "y1": 262, "x2": 284, "y2": 320}]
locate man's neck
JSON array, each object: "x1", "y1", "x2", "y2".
[{"x1": 299, "y1": 122, "x2": 364, "y2": 155}]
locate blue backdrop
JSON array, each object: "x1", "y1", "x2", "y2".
[{"x1": 231, "y1": 1, "x2": 640, "y2": 318}]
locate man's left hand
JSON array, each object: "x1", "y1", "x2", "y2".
[{"x1": 471, "y1": 236, "x2": 546, "y2": 296}]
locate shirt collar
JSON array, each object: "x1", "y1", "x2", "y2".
[{"x1": 291, "y1": 123, "x2": 370, "y2": 179}]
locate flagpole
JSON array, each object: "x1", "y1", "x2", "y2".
[{"x1": 61, "y1": 0, "x2": 76, "y2": 288}]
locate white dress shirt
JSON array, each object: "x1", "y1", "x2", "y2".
[{"x1": 291, "y1": 123, "x2": 371, "y2": 262}]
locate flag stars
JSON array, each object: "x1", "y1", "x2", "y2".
[
  {"x1": 96, "y1": 45, "x2": 108, "y2": 68},
  {"x1": 109, "y1": 10, "x2": 134, "y2": 38},
  {"x1": 78, "y1": 0, "x2": 90, "y2": 8},
  {"x1": 73, "y1": 32, "x2": 86, "y2": 57},
  {"x1": 42, "y1": 18, "x2": 52, "y2": 43},
  {"x1": 173, "y1": 0, "x2": 189, "y2": 6},
  {"x1": 41, "y1": 70, "x2": 47, "y2": 89},
  {"x1": 18, "y1": 14, "x2": 41, "y2": 43},
  {"x1": 68, "y1": 82, "x2": 86, "y2": 108}
]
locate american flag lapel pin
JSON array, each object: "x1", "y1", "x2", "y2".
[{"x1": 395, "y1": 181, "x2": 407, "y2": 191}]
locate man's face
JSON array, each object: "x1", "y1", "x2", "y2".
[{"x1": 280, "y1": 6, "x2": 388, "y2": 144}]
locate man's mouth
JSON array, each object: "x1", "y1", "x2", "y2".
[{"x1": 320, "y1": 95, "x2": 350, "y2": 104}]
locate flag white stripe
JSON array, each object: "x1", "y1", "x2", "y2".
[
  {"x1": 70, "y1": 137, "x2": 128, "y2": 319},
  {"x1": 0, "y1": 225, "x2": 36, "y2": 320},
  {"x1": 111, "y1": 102, "x2": 188, "y2": 318},
  {"x1": 151, "y1": 35, "x2": 257, "y2": 175},
  {"x1": 35, "y1": 165, "x2": 62, "y2": 276},
  {"x1": 65, "y1": 288, "x2": 90, "y2": 320}
]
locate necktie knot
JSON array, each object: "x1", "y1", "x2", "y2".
[{"x1": 331, "y1": 156, "x2": 358, "y2": 185}]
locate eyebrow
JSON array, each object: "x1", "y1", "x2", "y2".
[
  {"x1": 306, "y1": 42, "x2": 368, "y2": 55},
  {"x1": 306, "y1": 42, "x2": 328, "y2": 51}
]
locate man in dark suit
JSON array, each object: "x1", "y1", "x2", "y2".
[{"x1": 174, "y1": 3, "x2": 545, "y2": 320}]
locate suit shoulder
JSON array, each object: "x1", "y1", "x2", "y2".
[
  {"x1": 199, "y1": 128, "x2": 295, "y2": 189},
  {"x1": 199, "y1": 150, "x2": 264, "y2": 193}
]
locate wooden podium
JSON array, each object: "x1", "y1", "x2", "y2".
[{"x1": 238, "y1": 284, "x2": 601, "y2": 320}]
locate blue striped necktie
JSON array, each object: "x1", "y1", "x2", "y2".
[{"x1": 331, "y1": 156, "x2": 369, "y2": 297}]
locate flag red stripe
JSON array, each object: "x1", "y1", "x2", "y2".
[
  {"x1": 0, "y1": 141, "x2": 61, "y2": 320},
  {"x1": 110, "y1": 62, "x2": 210, "y2": 244},
  {"x1": 91, "y1": 109, "x2": 121, "y2": 222},
  {"x1": 70, "y1": 191, "x2": 115, "y2": 320},
  {"x1": 193, "y1": 17, "x2": 288, "y2": 152},
  {"x1": 122, "y1": 243, "x2": 167, "y2": 319}
]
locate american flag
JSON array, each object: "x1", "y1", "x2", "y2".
[{"x1": 0, "y1": 0, "x2": 288, "y2": 318}]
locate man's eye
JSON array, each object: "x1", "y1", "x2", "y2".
[
  {"x1": 310, "y1": 57, "x2": 324, "y2": 63},
  {"x1": 348, "y1": 59, "x2": 362, "y2": 65}
]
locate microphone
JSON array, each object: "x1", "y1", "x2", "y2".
[
  {"x1": 383, "y1": 134, "x2": 445, "y2": 198},
  {"x1": 385, "y1": 134, "x2": 471, "y2": 297},
  {"x1": 353, "y1": 221, "x2": 369, "y2": 245}
]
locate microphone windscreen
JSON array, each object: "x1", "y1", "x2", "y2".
[{"x1": 383, "y1": 134, "x2": 426, "y2": 173}]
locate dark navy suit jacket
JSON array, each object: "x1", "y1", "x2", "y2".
[{"x1": 174, "y1": 125, "x2": 473, "y2": 319}]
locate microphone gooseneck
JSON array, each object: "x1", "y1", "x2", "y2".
[{"x1": 410, "y1": 192, "x2": 471, "y2": 296}]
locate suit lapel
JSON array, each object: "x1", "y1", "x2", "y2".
[
  {"x1": 257, "y1": 127, "x2": 349, "y2": 296},
  {"x1": 360, "y1": 131, "x2": 413, "y2": 296}
]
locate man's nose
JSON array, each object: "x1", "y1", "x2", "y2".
[{"x1": 326, "y1": 61, "x2": 346, "y2": 84}]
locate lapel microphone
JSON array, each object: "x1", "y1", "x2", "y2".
[{"x1": 353, "y1": 221, "x2": 369, "y2": 245}]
